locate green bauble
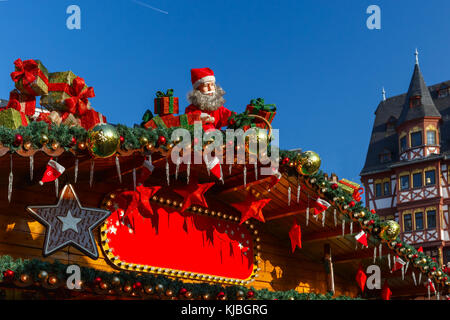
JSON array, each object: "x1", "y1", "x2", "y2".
[
  {"x1": 380, "y1": 220, "x2": 400, "y2": 241},
  {"x1": 87, "y1": 124, "x2": 120, "y2": 158},
  {"x1": 296, "y1": 151, "x2": 321, "y2": 176}
]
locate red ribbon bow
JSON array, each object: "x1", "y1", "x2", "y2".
[
  {"x1": 352, "y1": 187, "x2": 364, "y2": 202},
  {"x1": 10, "y1": 59, "x2": 38, "y2": 86},
  {"x1": 65, "y1": 77, "x2": 95, "y2": 116}
]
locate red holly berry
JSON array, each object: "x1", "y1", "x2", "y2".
[
  {"x1": 281, "y1": 157, "x2": 290, "y2": 165},
  {"x1": 331, "y1": 183, "x2": 338, "y2": 190},
  {"x1": 70, "y1": 136, "x2": 77, "y2": 145},
  {"x1": 3, "y1": 269, "x2": 14, "y2": 280},
  {"x1": 369, "y1": 220, "x2": 375, "y2": 225},
  {"x1": 413, "y1": 254, "x2": 418, "y2": 259},
  {"x1": 370, "y1": 209, "x2": 376, "y2": 214},
  {"x1": 157, "y1": 136, "x2": 166, "y2": 145},
  {"x1": 396, "y1": 243, "x2": 402, "y2": 248},
  {"x1": 14, "y1": 134, "x2": 23, "y2": 146},
  {"x1": 179, "y1": 288, "x2": 187, "y2": 295},
  {"x1": 432, "y1": 267, "x2": 436, "y2": 271}
]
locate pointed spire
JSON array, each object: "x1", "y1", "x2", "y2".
[
  {"x1": 382, "y1": 87, "x2": 386, "y2": 101},
  {"x1": 415, "y1": 48, "x2": 419, "y2": 65},
  {"x1": 397, "y1": 56, "x2": 441, "y2": 126}
]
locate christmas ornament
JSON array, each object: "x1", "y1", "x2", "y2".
[
  {"x1": 289, "y1": 219, "x2": 302, "y2": 252},
  {"x1": 173, "y1": 182, "x2": 215, "y2": 212},
  {"x1": 137, "y1": 158, "x2": 154, "y2": 185},
  {"x1": 87, "y1": 123, "x2": 120, "y2": 158},
  {"x1": 40, "y1": 134, "x2": 49, "y2": 145},
  {"x1": 204, "y1": 154, "x2": 222, "y2": 180},
  {"x1": 379, "y1": 220, "x2": 400, "y2": 241},
  {"x1": 26, "y1": 184, "x2": 111, "y2": 259},
  {"x1": 312, "y1": 198, "x2": 330, "y2": 216},
  {"x1": 157, "y1": 136, "x2": 166, "y2": 146},
  {"x1": 231, "y1": 194, "x2": 271, "y2": 225},
  {"x1": 355, "y1": 266, "x2": 367, "y2": 292},
  {"x1": 295, "y1": 151, "x2": 321, "y2": 176},
  {"x1": 39, "y1": 159, "x2": 65, "y2": 186},
  {"x1": 14, "y1": 133, "x2": 23, "y2": 146},
  {"x1": 355, "y1": 231, "x2": 368, "y2": 247},
  {"x1": 118, "y1": 185, "x2": 161, "y2": 218}
]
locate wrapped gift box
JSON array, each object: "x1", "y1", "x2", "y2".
[
  {"x1": 337, "y1": 178, "x2": 364, "y2": 202},
  {"x1": 0, "y1": 108, "x2": 29, "y2": 129},
  {"x1": 143, "y1": 113, "x2": 200, "y2": 129},
  {"x1": 80, "y1": 109, "x2": 107, "y2": 130},
  {"x1": 6, "y1": 89, "x2": 36, "y2": 116},
  {"x1": 40, "y1": 71, "x2": 93, "y2": 114},
  {"x1": 11, "y1": 59, "x2": 49, "y2": 96},
  {"x1": 245, "y1": 98, "x2": 276, "y2": 129}
]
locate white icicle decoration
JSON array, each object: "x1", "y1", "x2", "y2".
[
  {"x1": 187, "y1": 163, "x2": 190, "y2": 184},
  {"x1": 115, "y1": 156, "x2": 122, "y2": 184},
  {"x1": 428, "y1": 283, "x2": 431, "y2": 300},
  {"x1": 166, "y1": 158, "x2": 170, "y2": 186},
  {"x1": 379, "y1": 244, "x2": 382, "y2": 260},
  {"x1": 55, "y1": 178, "x2": 59, "y2": 198},
  {"x1": 254, "y1": 163, "x2": 258, "y2": 181},
  {"x1": 405, "y1": 261, "x2": 409, "y2": 274},
  {"x1": 8, "y1": 154, "x2": 13, "y2": 203},
  {"x1": 350, "y1": 221, "x2": 353, "y2": 234},
  {"x1": 355, "y1": 241, "x2": 358, "y2": 250},
  {"x1": 229, "y1": 164, "x2": 232, "y2": 175},
  {"x1": 373, "y1": 247, "x2": 377, "y2": 264},
  {"x1": 296, "y1": 185, "x2": 301, "y2": 203},
  {"x1": 74, "y1": 158, "x2": 79, "y2": 183},
  {"x1": 133, "y1": 168, "x2": 136, "y2": 191},
  {"x1": 334, "y1": 209, "x2": 337, "y2": 226},
  {"x1": 418, "y1": 272, "x2": 422, "y2": 285},
  {"x1": 220, "y1": 164, "x2": 224, "y2": 184},
  {"x1": 388, "y1": 253, "x2": 391, "y2": 271},
  {"x1": 342, "y1": 220, "x2": 345, "y2": 236},
  {"x1": 322, "y1": 210, "x2": 326, "y2": 227},
  {"x1": 306, "y1": 203, "x2": 310, "y2": 226},
  {"x1": 29, "y1": 155, "x2": 34, "y2": 181},
  {"x1": 288, "y1": 187, "x2": 291, "y2": 206},
  {"x1": 243, "y1": 166, "x2": 247, "y2": 187},
  {"x1": 412, "y1": 272, "x2": 417, "y2": 286},
  {"x1": 89, "y1": 160, "x2": 95, "y2": 188},
  {"x1": 401, "y1": 266, "x2": 405, "y2": 280}
]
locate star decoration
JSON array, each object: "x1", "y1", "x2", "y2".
[
  {"x1": 173, "y1": 182, "x2": 215, "y2": 212},
  {"x1": 289, "y1": 219, "x2": 302, "y2": 253},
  {"x1": 57, "y1": 210, "x2": 81, "y2": 233},
  {"x1": 27, "y1": 184, "x2": 111, "y2": 260},
  {"x1": 118, "y1": 185, "x2": 161, "y2": 218},
  {"x1": 231, "y1": 194, "x2": 271, "y2": 225}
]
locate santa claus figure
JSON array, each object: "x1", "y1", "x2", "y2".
[{"x1": 185, "y1": 68, "x2": 232, "y2": 131}]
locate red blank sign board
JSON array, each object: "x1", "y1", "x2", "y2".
[{"x1": 102, "y1": 204, "x2": 254, "y2": 281}]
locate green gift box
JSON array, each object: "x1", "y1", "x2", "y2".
[
  {"x1": 11, "y1": 59, "x2": 49, "y2": 96},
  {"x1": 40, "y1": 71, "x2": 91, "y2": 112},
  {"x1": 0, "y1": 108, "x2": 29, "y2": 129},
  {"x1": 337, "y1": 178, "x2": 361, "y2": 195}
]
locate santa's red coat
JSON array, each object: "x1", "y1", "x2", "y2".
[{"x1": 185, "y1": 104, "x2": 232, "y2": 131}]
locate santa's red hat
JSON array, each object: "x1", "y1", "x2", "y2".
[{"x1": 191, "y1": 68, "x2": 216, "y2": 89}]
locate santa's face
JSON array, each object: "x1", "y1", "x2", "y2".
[
  {"x1": 187, "y1": 83, "x2": 226, "y2": 112},
  {"x1": 197, "y1": 81, "x2": 216, "y2": 95}
]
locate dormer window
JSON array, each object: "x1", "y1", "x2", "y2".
[
  {"x1": 379, "y1": 149, "x2": 391, "y2": 163},
  {"x1": 438, "y1": 85, "x2": 450, "y2": 98},
  {"x1": 410, "y1": 95, "x2": 421, "y2": 108}
]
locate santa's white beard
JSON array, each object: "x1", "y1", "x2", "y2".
[{"x1": 187, "y1": 85, "x2": 226, "y2": 112}]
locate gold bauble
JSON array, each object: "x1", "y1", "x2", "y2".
[
  {"x1": 139, "y1": 136, "x2": 149, "y2": 146},
  {"x1": 51, "y1": 142, "x2": 60, "y2": 150},
  {"x1": 87, "y1": 124, "x2": 120, "y2": 158},
  {"x1": 40, "y1": 134, "x2": 49, "y2": 145},
  {"x1": 23, "y1": 141, "x2": 32, "y2": 150},
  {"x1": 38, "y1": 271, "x2": 48, "y2": 279},
  {"x1": 295, "y1": 151, "x2": 321, "y2": 176},
  {"x1": 379, "y1": 220, "x2": 400, "y2": 241},
  {"x1": 78, "y1": 142, "x2": 86, "y2": 150}
]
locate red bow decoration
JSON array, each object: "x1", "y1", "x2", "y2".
[
  {"x1": 65, "y1": 77, "x2": 95, "y2": 116},
  {"x1": 10, "y1": 59, "x2": 39, "y2": 86},
  {"x1": 352, "y1": 187, "x2": 364, "y2": 202}
]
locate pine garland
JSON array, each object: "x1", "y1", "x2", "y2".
[{"x1": 0, "y1": 255, "x2": 359, "y2": 300}]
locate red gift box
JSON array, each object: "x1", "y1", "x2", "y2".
[
  {"x1": 6, "y1": 89, "x2": 36, "y2": 116},
  {"x1": 80, "y1": 109, "x2": 107, "y2": 130}
]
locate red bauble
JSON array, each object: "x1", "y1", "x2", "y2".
[
  {"x1": 14, "y1": 134, "x2": 23, "y2": 146},
  {"x1": 120, "y1": 136, "x2": 125, "y2": 143},
  {"x1": 396, "y1": 243, "x2": 402, "y2": 248},
  {"x1": 134, "y1": 282, "x2": 142, "y2": 289},
  {"x1": 94, "y1": 277, "x2": 102, "y2": 284},
  {"x1": 247, "y1": 290, "x2": 255, "y2": 298},
  {"x1": 217, "y1": 291, "x2": 225, "y2": 299},
  {"x1": 3, "y1": 269, "x2": 14, "y2": 280},
  {"x1": 70, "y1": 136, "x2": 77, "y2": 145},
  {"x1": 413, "y1": 254, "x2": 418, "y2": 259},
  {"x1": 370, "y1": 209, "x2": 376, "y2": 214},
  {"x1": 179, "y1": 288, "x2": 187, "y2": 295},
  {"x1": 157, "y1": 136, "x2": 167, "y2": 145},
  {"x1": 331, "y1": 183, "x2": 338, "y2": 190},
  {"x1": 281, "y1": 157, "x2": 290, "y2": 165},
  {"x1": 349, "y1": 201, "x2": 355, "y2": 208}
]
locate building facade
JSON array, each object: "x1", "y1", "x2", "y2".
[{"x1": 361, "y1": 54, "x2": 450, "y2": 269}]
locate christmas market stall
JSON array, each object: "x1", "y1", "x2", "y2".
[{"x1": 0, "y1": 60, "x2": 448, "y2": 300}]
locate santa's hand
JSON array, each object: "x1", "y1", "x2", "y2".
[{"x1": 200, "y1": 113, "x2": 215, "y2": 123}]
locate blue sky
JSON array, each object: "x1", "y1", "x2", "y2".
[{"x1": 1, "y1": 0, "x2": 450, "y2": 185}]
